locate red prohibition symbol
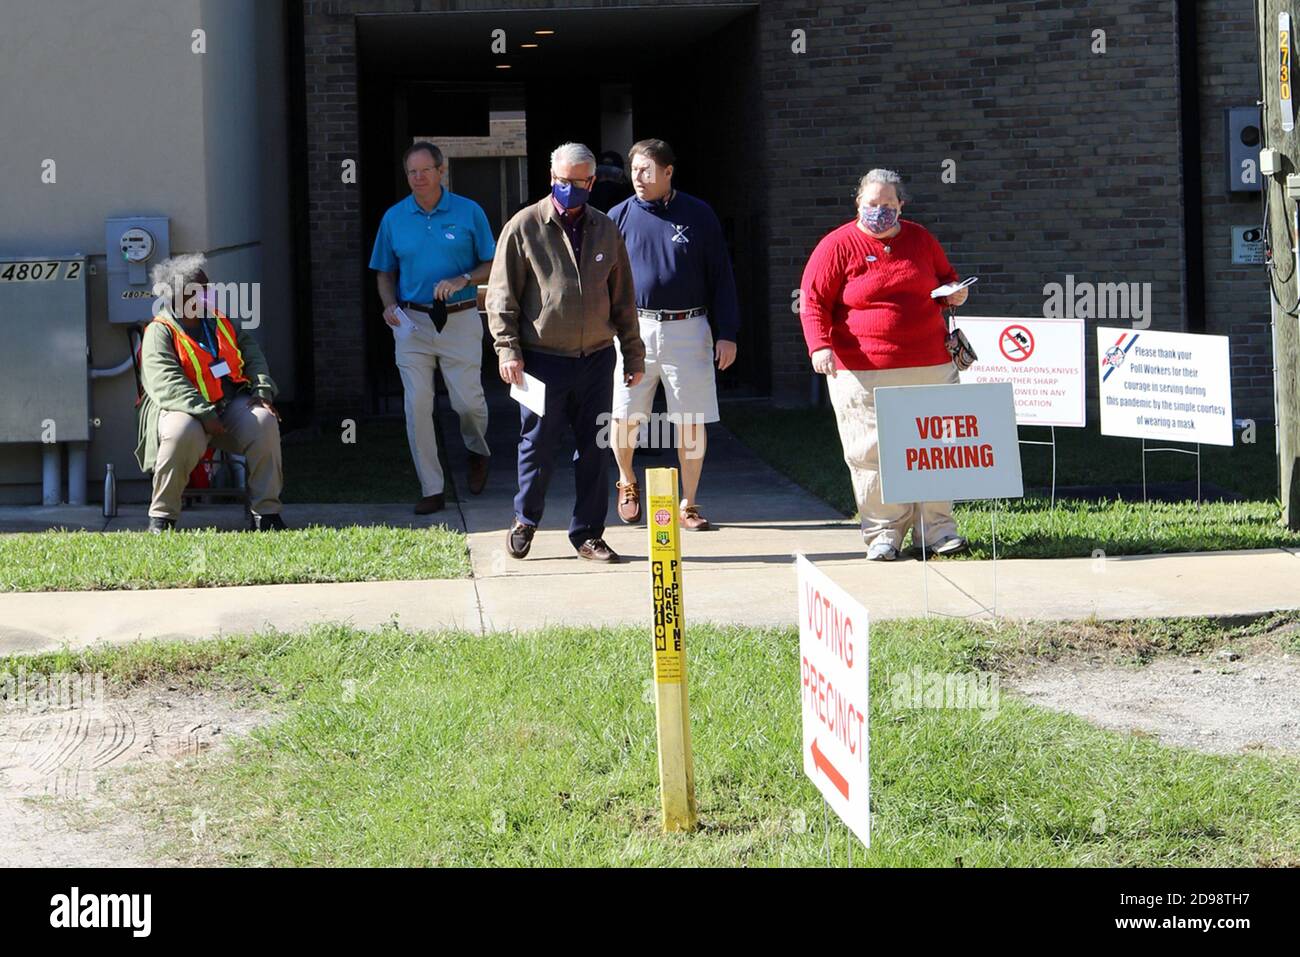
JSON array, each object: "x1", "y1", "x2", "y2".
[{"x1": 999, "y1": 324, "x2": 1034, "y2": 362}]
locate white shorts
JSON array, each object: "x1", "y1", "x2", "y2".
[{"x1": 613, "y1": 314, "x2": 720, "y2": 424}]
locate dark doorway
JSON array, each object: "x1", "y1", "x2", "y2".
[{"x1": 356, "y1": 4, "x2": 766, "y2": 414}]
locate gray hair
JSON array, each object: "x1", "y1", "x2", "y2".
[
  {"x1": 550, "y1": 142, "x2": 596, "y2": 174},
  {"x1": 855, "y1": 168, "x2": 909, "y2": 204},
  {"x1": 150, "y1": 253, "x2": 206, "y2": 298}
]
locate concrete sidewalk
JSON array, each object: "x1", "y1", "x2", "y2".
[
  {"x1": 2, "y1": 383, "x2": 1298, "y2": 654},
  {"x1": 3, "y1": 523, "x2": 1296, "y2": 654}
]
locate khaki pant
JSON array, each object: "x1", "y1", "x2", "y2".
[
  {"x1": 826, "y1": 361, "x2": 960, "y2": 550},
  {"x1": 395, "y1": 305, "x2": 490, "y2": 497},
  {"x1": 150, "y1": 393, "x2": 283, "y2": 520}
]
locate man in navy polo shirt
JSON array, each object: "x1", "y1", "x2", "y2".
[
  {"x1": 370, "y1": 141, "x2": 497, "y2": 514},
  {"x1": 607, "y1": 139, "x2": 741, "y2": 531}
]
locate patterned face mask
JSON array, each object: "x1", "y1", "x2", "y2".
[{"x1": 858, "y1": 204, "x2": 899, "y2": 233}]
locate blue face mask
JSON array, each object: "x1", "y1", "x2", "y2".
[
  {"x1": 859, "y1": 204, "x2": 900, "y2": 233},
  {"x1": 552, "y1": 180, "x2": 590, "y2": 210}
]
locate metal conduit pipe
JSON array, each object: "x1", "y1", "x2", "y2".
[
  {"x1": 79, "y1": 331, "x2": 139, "y2": 503},
  {"x1": 67, "y1": 444, "x2": 88, "y2": 506},
  {"x1": 42, "y1": 444, "x2": 61, "y2": 505},
  {"x1": 89, "y1": 354, "x2": 135, "y2": 379}
]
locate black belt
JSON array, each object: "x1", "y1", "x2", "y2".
[{"x1": 637, "y1": 306, "x2": 707, "y2": 322}]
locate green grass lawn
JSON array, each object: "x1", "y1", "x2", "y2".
[
  {"x1": 722, "y1": 404, "x2": 1300, "y2": 558},
  {"x1": 0, "y1": 525, "x2": 468, "y2": 591},
  {"x1": 15, "y1": 615, "x2": 1298, "y2": 867}
]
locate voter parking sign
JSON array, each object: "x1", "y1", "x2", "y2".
[{"x1": 875, "y1": 382, "x2": 1025, "y2": 503}]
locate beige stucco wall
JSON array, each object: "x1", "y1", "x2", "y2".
[{"x1": 0, "y1": 0, "x2": 293, "y2": 503}]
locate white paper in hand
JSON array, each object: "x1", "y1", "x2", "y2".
[
  {"x1": 391, "y1": 306, "x2": 416, "y2": 340},
  {"x1": 510, "y1": 372, "x2": 547, "y2": 416},
  {"x1": 931, "y1": 276, "x2": 979, "y2": 300}
]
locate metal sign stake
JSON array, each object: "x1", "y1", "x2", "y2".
[{"x1": 919, "y1": 510, "x2": 930, "y2": 618}]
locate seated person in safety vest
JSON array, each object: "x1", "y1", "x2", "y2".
[{"x1": 134, "y1": 253, "x2": 285, "y2": 533}]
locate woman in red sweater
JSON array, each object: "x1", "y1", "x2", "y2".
[{"x1": 799, "y1": 169, "x2": 971, "y2": 561}]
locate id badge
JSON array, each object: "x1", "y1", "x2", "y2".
[{"x1": 210, "y1": 360, "x2": 231, "y2": 377}]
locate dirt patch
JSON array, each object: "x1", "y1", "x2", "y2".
[
  {"x1": 0, "y1": 681, "x2": 273, "y2": 866},
  {"x1": 1009, "y1": 647, "x2": 1300, "y2": 756}
]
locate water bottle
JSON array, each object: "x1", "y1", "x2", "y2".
[{"x1": 102, "y1": 463, "x2": 118, "y2": 518}]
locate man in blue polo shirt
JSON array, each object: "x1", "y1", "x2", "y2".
[
  {"x1": 370, "y1": 141, "x2": 497, "y2": 514},
  {"x1": 607, "y1": 138, "x2": 741, "y2": 531}
]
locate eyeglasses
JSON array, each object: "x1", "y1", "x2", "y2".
[
  {"x1": 553, "y1": 175, "x2": 594, "y2": 188},
  {"x1": 406, "y1": 167, "x2": 439, "y2": 178}
]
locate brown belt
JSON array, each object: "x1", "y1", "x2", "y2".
[{"x1": 402, "y1": 299, "x2": 478, "y2": 314}]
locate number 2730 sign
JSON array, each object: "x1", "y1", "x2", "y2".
[{"x1": 1282, "y1": 13, "x2": 1293, "y2": 132}]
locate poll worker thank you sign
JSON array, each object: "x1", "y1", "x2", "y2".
[{"x1": 1096, "y1": 327, "x2": 1233, "y2": 446}]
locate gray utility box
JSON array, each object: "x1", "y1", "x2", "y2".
[
  {"x1": 1225, "y1": 106, "x2": 1262, "y2": 193},
  {"x1": 0, "y1": 256, "x2": 89, "y2": 443},
  {"x1": 105, "y1": 215, "x2": 170, "y2": 324}
]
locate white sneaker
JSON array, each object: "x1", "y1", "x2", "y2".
[
  {"x1": 866, "y1": 540, "x2": 900, "y2": 561},
  {"x1": 929, "y1": 534, "x2": 969, "y2": 556}
]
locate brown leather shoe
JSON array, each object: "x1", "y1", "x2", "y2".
[
  {"x1": 616, "y1": 480, "x2": 642, "y2": 524},
  {"x1": 679, "y1": 503, "x2": 711, "y2": 531},
  {"x1": 467, "y1": 452, "x2": 489, "y2": 495},
  {"x1": 507, "y1": 519, "x2": 535, "y2": 558},
  {"x1": 414, "y1": 493, "x2": 445, "y2": 515},
  {"x1": 576, "y1": 538, "x2": 620, "y2": 563}
]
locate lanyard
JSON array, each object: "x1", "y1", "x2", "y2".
[{"x1": 198, "y1": 316, "x2": 219, "y2": 358}]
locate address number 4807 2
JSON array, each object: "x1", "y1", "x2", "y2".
[{"x1": 0, "y1": 261, "x2": 83, "y2": 282}]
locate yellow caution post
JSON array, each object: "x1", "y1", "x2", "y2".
[{"x1": 646, "y1": 467, "x2": 698, "y2": 833}]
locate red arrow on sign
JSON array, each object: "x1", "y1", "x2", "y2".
[{"x1": 810, "y1": 739, "x2": 849, "y2": 800}]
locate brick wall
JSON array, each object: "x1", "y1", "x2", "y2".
[
  {"x1": 429, "y1": 114, "x2": 527, "y2": 159},
  {"x1": 304, "y1": 0, "x2": 365, "y2": 412},
  {"x1": 758, "y1": 0, "x2": 1186, "y2": 408},
  {"x1": 1197, "y1": 0, "x2": 1270, "y2": 421},
  {"x1": 302, "y1": 0, "x2": 1274, "y2": 418}
]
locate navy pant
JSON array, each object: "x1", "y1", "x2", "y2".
[{"x1": 514, "y1": 346, "x2": 615, "y2": 549}]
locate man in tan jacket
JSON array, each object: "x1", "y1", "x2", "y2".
[{"x1": 486, "y1": 142, "x2": 645, "y2": 563}]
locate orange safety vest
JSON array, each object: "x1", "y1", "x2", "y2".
[{"x1": 152, "y1": 312, "x2": 248, "y2": 404}]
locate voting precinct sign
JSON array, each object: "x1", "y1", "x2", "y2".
[
  {"x1": 875, "y1": 382, "x2": 1024, "y2": 503},
  {"x1": 1097, "y1": 327, "x2": 1234, "y2": 446},
  {"x1": 797, "y1": 554, "x2": 869, "y2": 848},
  {"x1": 957, "y1": 317, "x2": 1086, "y2": 427}
]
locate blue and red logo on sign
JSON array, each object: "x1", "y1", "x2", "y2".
[{"x1": 1101, "y1": 332, "x2": 1139, "y2": 381}]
